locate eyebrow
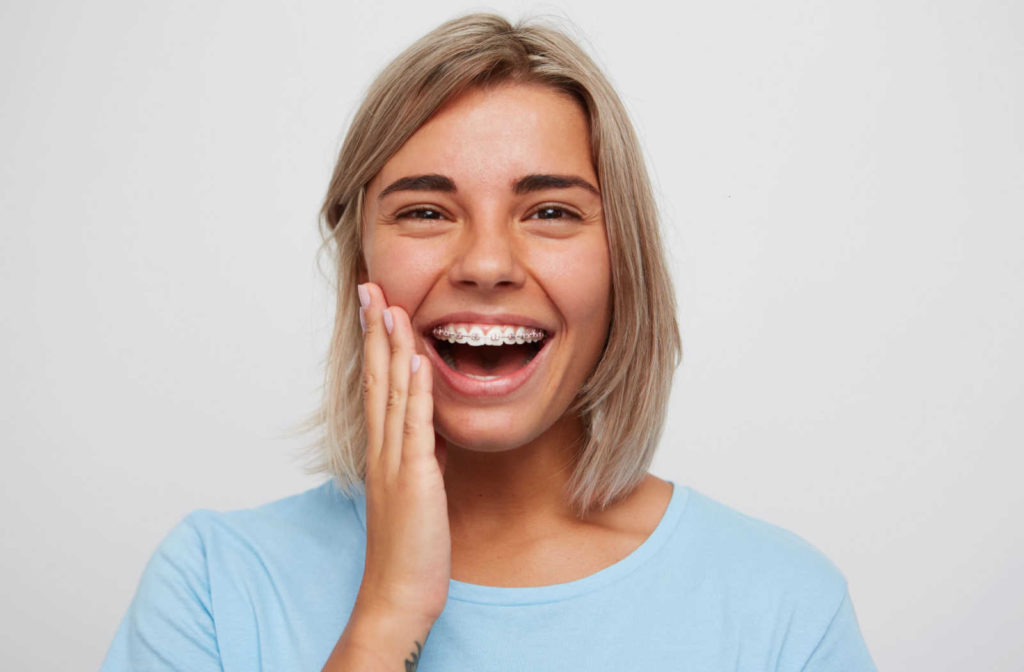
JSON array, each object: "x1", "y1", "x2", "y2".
[
  {"x1": 378, "y1": 174, "x2": 456, "y2": 199},
  {"x1": 513, "y1": 174, "x2": 600, "y2": 196},
  {"x1": 377, "y1": 173, "x2": 600, "y2": 199}
]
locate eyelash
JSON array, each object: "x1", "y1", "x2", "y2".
[
  {"x1": 395, "y1": 205, "x2": 582, "y2": 221},
  {"x1": 396, "y1": 208, "x2": 447, "y2": 220},
  {"x1": 530, "y1": 206, "x2": 582, "y2": 221}
]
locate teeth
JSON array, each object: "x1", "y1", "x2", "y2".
[
  {"x1": 464, "y1": 372, "x2": 500, "y2": 380},
  {"x1": 431, "y1": 323, "x2": 546, "y2": 346}
]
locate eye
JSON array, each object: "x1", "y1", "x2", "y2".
[
  {"x1": 396, "y1": 207, "x2": 448, "y2": 220},
  {"x1": 528, "y1": 205, "x2": 582, "y2": 220}
]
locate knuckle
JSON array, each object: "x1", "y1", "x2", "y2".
[
  {"x1": 402, "y1": 418, "x2": 425, "y2": 440},
  {"x1": 361, "y1": 372, "x2": 378, "y2": 398},
  {"x1": 386, "y1": 387, "x2": 405, "y2": 411}
]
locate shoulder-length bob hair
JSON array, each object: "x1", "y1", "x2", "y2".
[{"x1": 308, "y1": 12, "x2": 681, "y2": 517}]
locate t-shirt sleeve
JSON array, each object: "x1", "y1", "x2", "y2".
[
  {"x1": 800, "y1": 589, "x2": 877, "y2": 672},
  {"x1": 99, "y1": 513, "x2": 222, "y2": 672}
]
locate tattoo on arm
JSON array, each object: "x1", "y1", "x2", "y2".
[{"x1": 404, "y1": 640, "x2": 423, "y2": 671}]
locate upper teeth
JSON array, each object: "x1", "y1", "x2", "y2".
[{"x1": 432, "y1": 323, "x2": 546, "y2": 346}]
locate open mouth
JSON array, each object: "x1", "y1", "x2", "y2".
[{"x1": 428, "y1": 323, "x2": 549, "y2": 380}]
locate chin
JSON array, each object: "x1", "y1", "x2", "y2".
[{"x1": 434, "y1": 408, "x2": 549, "y2": 453}]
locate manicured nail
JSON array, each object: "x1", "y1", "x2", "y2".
[
  {"x1": 358, "y1": 307, "x2": 366, "y2": 333},
  {"x1": 382, "y1": 308, "x2": 394, "y2": 334},
  {"x1": 357, "y1": 284, "x2": 370, "y2": 308},
  {"x1": 411, "y1": 354, "x2": 421, "y2": 373}
]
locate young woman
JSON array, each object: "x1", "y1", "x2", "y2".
[{"x1": 101, "y1": 13, "x2": 876, "y2": 672}]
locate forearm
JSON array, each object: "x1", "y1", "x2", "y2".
[{"x1": 322, "y1": 600, "x2": 434, "y2": 672}]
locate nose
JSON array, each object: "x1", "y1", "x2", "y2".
[{"x1": 447, "y1": 219, "x2": 526, "y2": 291}]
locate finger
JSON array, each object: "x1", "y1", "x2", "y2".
[
  {"x1": 402, "y1": 351, "x2": 435, "y2": 465},
  {"x1": 380, "y1": 304, "x2": 413, "y2": 476},
  {"x1": 434, "y1": 431, "x2": 448, "y2": 476},
  {"x1": 361, "y1": 283, "x2": 390, "y2": 469}
]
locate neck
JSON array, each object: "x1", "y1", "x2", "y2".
[{"x1": 442, "y1": 413, "x2": 585, "y2": 537}]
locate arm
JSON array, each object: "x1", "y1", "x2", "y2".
[
  {"x1": 800, "y1": 589, "x2": 877, "y2": 672},
  {"x1": 321, "y1": 599, "x2": 433, "y2": 671},
  {"x1": 99, "y1": 515, "x2": 222, "y2": 672}
]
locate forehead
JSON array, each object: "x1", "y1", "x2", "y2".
[{"x1": 369, "y1": 82, "x2": 596, "y2": 193}]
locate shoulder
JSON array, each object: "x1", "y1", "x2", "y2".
[
  {"x1": 680, "y1": 486, "x2": 848, "y2": 591},
  {"x1": 673, "y1": 486, "x2": 852, "y2": 634},
  {"x1": 172, "y1": 479, "x2": 366, "y2": 574},
  {"x1": 137, "y1": 478, "x2": 362, "y2": 580},
  {"x1": 101, "y1": 481, "x2": 366, "y2": 670},
  {"x1": 121, "y1": 479, "x2": 366, "y2": 612},
  {"x1": 185, "y1": 479, "x2": 362, "y2": 540},
  {"x1": 669, "y1": 487, "x2": 876, "y2": 669}
]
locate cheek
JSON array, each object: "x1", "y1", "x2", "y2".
[
  {"x1": 364, "y1": 238, "x2": 447, "y2": 309},
  {"x1": 532, "y1": 235, "x2": 612, "y2": 331}
]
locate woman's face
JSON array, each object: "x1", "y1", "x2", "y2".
[{"x1": 361, "y1": 82, "x2": 611, "y2": 452}]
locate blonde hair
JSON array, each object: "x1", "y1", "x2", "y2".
[{"x1": 306, "y1": 12, "x2": 681, "y2": 516}]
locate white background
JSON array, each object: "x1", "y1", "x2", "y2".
[{"x1": 2, "y1": 1, "x2": 1022, "y2": 669}]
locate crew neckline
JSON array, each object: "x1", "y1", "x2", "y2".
[{"x1": 348, "y1": 480, "x2": 690, "y2": 606}]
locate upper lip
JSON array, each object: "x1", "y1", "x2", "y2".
[{"x1": 420, "y1": 312, "x2": 555, "y2": 336}]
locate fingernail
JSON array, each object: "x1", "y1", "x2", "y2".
[
  {"x1": 382, "y1": 308, "x2": 394, "y2": 334},
  {"x1": 411, "y1": 354, "x2": 421, "y2": 373},
  {"x1": 357, "y1": 284, "x2": 370, "y2": 308},
  {"x1": 358, "y1": 307, "x2": 366, "y2": 333}
]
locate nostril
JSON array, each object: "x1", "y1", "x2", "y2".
[{"x1": 448, "y1": 240, "x2": 526, "y2": 289}]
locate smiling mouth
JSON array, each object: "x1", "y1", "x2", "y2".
[{"x1": 429, "y1": 324, "x2": 549, "y2": 380}]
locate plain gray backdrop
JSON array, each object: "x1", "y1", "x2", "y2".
[{"x1": 2, "y1": 0, "x2": 1022, "y2": 669}]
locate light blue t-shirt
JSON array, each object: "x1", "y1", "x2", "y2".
[{"x1": 100, "y1": 480, "x2": 876, "y2": 671}]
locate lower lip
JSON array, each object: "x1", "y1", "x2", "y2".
[{"x1": 424, "y1": 336, "x2": 552, "y2": 398}]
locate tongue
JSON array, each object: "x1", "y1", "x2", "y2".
[{"x1": 451, "y1": 343, "x2": 534, "y2": 377}]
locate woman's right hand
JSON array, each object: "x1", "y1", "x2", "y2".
[
  {"x1": 323, "y1": 283, "x2": 450, "y2": 670},
  {"x1": 353, "y1": 281, "x2": 451, "y2": 628}
]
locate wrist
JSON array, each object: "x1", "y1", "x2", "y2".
[
  {"x1": 355, "y1": 581, "x2": 445, "y2": 627},
  {"x1": 323, "y1": 599, "x2": 436, "y2": 672},
  {"x1": 348, "y1": 596, "x2": 437, "y2": 647}
]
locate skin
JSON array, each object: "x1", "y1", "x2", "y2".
[
  {"x1": 363, "y1": 83, "x2": 609, "y2": 455},
  {"x1": 323, "y1": 82, "x2": 672, "y2": 670}
]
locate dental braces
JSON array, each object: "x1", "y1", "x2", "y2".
[{"x1": 432, "y1": 325, "x2": 546, "y2": 345}]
